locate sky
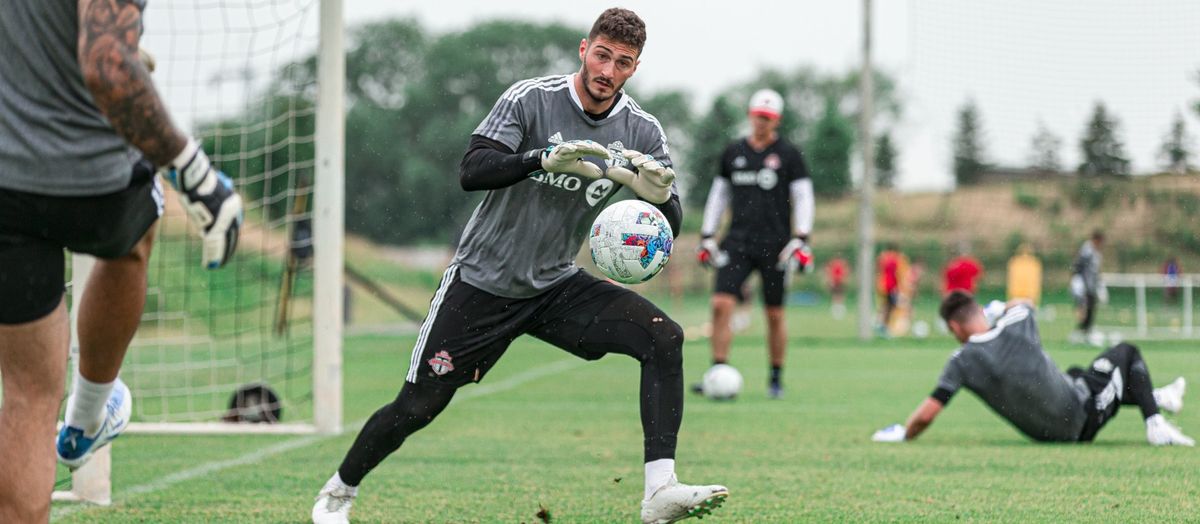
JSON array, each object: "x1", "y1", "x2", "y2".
[
  {"x1": 345, "y1": 0, "x2": 1200, "y2": 191},
  {"x1": 144, "y1": 0, "x2": 1200, "y2": 192}
]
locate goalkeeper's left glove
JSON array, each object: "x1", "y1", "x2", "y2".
[
  {"x1": 872, "y1": 423, "x2": 906, "y2": 443},
  {"x1": 163, "y1": 139, "x2": 244, "y2": 269},
  {"x1": 776, "y1": 236, "x2": 814, "y2": 272},
  {"x1": 982, "y1": 300, "x2": 1007, "y2": 325},
  {"x1": 603, "y1": 149, "x2": 675, "y2": 204}
]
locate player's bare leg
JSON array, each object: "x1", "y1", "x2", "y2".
[
  {"x1": 766, "y1": 305, "x2": 786, "y2": 398},
  {"x1": 58, "y1": 227, "x2": 155, "y2": 469},
  {"x1": 710, "y1": 292, "x2": 738, "y2": 364},
  {"x1": 0, "y1": 301, "x2": 68, "y2": 523},
  {"x1": 77, "y1": 226, "x2": 156, "y2": 381}
]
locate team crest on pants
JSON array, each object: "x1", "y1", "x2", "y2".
[{"x1": 428, "y1": 350, "x2": 455, "y2": 376}]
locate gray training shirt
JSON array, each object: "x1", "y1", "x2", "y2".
[
  {"x1": 0, "y1": 1, "x2": 141, "y2": 196},
  {"x1": 933, "y1": 305, "x2": 1090, "y2": 441},
  {"x1": 454, "y1": 74, "x2": 675, "y2": 298}
]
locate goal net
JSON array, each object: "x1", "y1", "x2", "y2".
[{"x1": 56, "y1": 0, "x2": 343, "y2": 505}]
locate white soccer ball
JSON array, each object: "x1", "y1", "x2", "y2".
[
  {"x1": 911, "y1": 320, "x2": 930, "y2": 339},
  {"x1": 702, "y1": 364, "x2": 743, "y2": 400},
  {"x1": 589, "y1": 200, "x2": 673, "y2": 285}
]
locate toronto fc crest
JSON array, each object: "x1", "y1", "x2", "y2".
[{"x1": 428, "y1": 350, "x2": 455, "y2": 376}]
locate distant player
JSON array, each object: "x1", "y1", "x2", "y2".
[
  {"x1": 695, "y1": 88, "x2": 814, "y2": 399},
  {"x1": 826, "y1": 256, "x2": 849, "y2": 319},
  {"x1": 1070, "y1": 231, "x2": 1107, "y2": 346},
  {"x1": 1006, "y1": 243, "x2": 1042, "y2": 305},
  {"x1": 0, "y1": 2, "x2": 242, "y2": 521},
  {"x1": 311, "y1": 9, "x2": 726, "y2": 524},
  {"x1": 876, "y1": 246, "x2": 902, "y2": 335},
  {"x1": 872, "y1": 291, "x2": 1192, "y2": 447},
  {"x1": 942, "y1": 249, "x2": 982, "y2": 295}
]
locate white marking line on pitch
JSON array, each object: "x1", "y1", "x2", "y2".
[{"x1": 51, "y1": 358, "x2": 586, "y2": 521}]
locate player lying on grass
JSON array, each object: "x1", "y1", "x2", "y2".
[
  {"x1": 873, "y1": 291, "x2": 1193, "y2": 446},
  {"x1": 312, "y1": 8, "x2": 726, "y2": 524}
]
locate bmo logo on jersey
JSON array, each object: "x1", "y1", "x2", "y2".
[
  {"x1": 731, "y1": 169, "x2": 779, "y2": 190},
  {"x1": 532, "y1": 171, "x2": 584, "y2": 191},
  {"x1": 531, "y1": 172, "x2": 615, "y2": 207}
]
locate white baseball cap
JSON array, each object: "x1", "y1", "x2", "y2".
[{"x1": 748, "y1": 89, "x2": 784, "y2": 119}]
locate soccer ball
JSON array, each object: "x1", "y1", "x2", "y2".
[
  {"x1": 589, "y1": 200, "x2": 673, "y2": 284},
  {"x1": 702, "y1": 364, "x2": 743, "y2": 400}
]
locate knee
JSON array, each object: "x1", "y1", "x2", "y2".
[
  {"x1": 712, "y1": 294, "x2": 736, "y2": 315},
  {"x1": 647, "y1": 316, "x2": 684, "y2": 369}
]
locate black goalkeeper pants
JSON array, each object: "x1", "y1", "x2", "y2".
[
  {"x1": 1073, "y1": 343, "x2": 1160, "y2": 442},
  {"x1": 337, "y1": 268, "x2": 684, "y2": 486}
]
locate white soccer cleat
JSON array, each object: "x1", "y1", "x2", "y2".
[
  {"x1": 1146, "y1": 414, "x2": 1195, "y2": 447},
  {"x1": 56, "y1": 378, "x2": 132, "y2": 470},
  {"x1": 641, "y1": 476, "x2": 728, "y2": 524},
  {"x1": 312, "y1": 484, "x2": 356, "y2": 524},
  {"x1": 1154, "y1": 377, "x2": 1186, "y2": 414},
  {"x1": 1086, "y1": 330, "x2": 1106, "y2": 347}
]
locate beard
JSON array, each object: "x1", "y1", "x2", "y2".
[{"x1": 580, "y1": 66, "x2": 621, "y2": 103}]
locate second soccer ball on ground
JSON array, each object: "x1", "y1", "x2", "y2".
[
  {"x1": 589, "y1": 199, "x2": 673, "y2": 284},
  {"x1": 702, "y1": 364, "x2": 744, "y2": 400}
]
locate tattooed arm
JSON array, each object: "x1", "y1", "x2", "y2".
[{"x1": 77, "y1": 0, "x2": 187, "y2": 166}]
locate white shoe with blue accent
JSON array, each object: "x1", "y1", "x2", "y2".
[{"x1": 56, "y1": 378, "x2": 132, "y2": 470}]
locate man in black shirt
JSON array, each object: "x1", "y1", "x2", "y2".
[{"x1": 696, "y1": 89, "x2": 814, "y2": 399}]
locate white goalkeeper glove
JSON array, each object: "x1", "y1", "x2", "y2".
[
  {"x1": 163, "y1": 139, "x2": 244, "y2": 269},
  {"x1": 540, "y1": 140, "x2": 610, "y2": 179},
  {"x1": 983, "y1": 300, "x2": 1007, "y2": 325},
  {"x1": 872, "y1": 423, "x2": 906, "y2": 443},
  {"x1": 604, "y1": 149, "x2": 675, "y2": 204},
  {"x1": 776, "y1": 236, "x2": 814, "y2": 272},
  {"x1": 697, "y1": 236, "x2": 728, "y2": 268}
]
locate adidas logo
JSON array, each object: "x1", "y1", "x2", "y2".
[{"x1": 548, "y1": 132, "x2": 563, "y2": 145}]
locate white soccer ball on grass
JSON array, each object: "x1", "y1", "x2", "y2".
[
  {"x1": 702, "y1": 364, "x2": 744, "y2": 400},
  {"x1": 589, "y1": 200, "x2": 673, "y2": 284}
]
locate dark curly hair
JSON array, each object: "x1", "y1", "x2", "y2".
[{"x1": 588, "y1": 8, "x2": 646, "y2": 54}]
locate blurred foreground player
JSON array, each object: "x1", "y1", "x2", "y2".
[
  {"x1": 312, "y1": 8, "x2": 726, "y2": 524},
  {"x1": 873, "y1": 291, "x2": 1192, "y2": 447},
  {"x1": 0, "y1": 1, "x2": 242, "y2": 521}
]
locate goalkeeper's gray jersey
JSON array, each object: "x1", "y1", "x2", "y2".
[
  {"x1": 454, "y1": 74, "x2": 675, "y2": 298},
  {"x1": 935, "y1": 305, "x2": 1090, "y2": 441},
  {"x1": 0, "y1": 1, "x2": 140, "y2": 196}
]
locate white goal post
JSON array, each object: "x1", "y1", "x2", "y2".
[
  {"x1": 55, "y1": 0, "x2": 344, "y2": 505},
  {"x1": 1095, "y1": 272, "x2": 1197, "y2": 340}
]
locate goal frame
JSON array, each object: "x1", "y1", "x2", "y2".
[
  {"x1": 1095, "y1": 272, "x2": 1198, "y2": 340},
  {"x1": 54, "y1": 0, "x2": 344, "y2": 505}
]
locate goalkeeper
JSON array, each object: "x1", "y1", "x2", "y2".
[
  {"x1": 312, "y1": 8, "x2": 726, "y2": 524},
  {"x1": 694, "y1": 88, "x2": 814, "y2": 399},
  {"x1": 0, "y1": 2, "x2": 242, "y2": 521},
  {"x1": 872, "y1": 291, "x2": 1192, "y2": 447}
]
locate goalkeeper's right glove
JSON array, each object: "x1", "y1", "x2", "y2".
[
  {"x1": 163, "y1": 139, "x2": 244, "y2": 269},
  {"x1": 697, "y1": 236, "x2": 728, "y2": 268},
  {"x1": 540, "y1": 139, "x2": 611, "y2": 179}
]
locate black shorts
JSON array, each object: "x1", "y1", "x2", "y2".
[
  {"x1": 1074, "y1": 343, "x2": 1141, "y2": 442},
  {"x1": 0, "y1": 159, "x2": 162, "y2": 324},
  {"x1": 715, "y1": 239, "x2": 788, "y2": 307},
  {"x1": 405, "y1": 266, "x2": 671, "y2": 386}
]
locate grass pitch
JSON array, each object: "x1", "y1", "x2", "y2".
[{"x1": 51, "y1": 297, "x2": 1200, "y2": 522}]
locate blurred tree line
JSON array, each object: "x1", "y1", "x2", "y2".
[{"x1": 207, "y1": 18, "x2": 902, "y2": 246}]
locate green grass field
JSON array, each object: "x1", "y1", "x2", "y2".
[{"x1": 50, "y1": 297, "x2": 1200, "y2": 523}]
